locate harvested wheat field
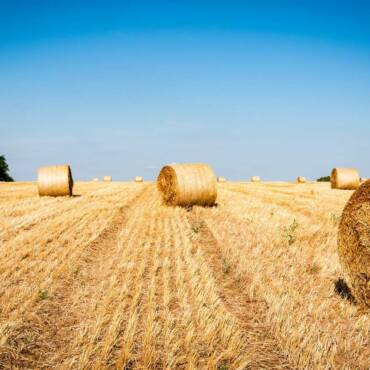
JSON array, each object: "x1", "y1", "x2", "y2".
[{"x1": 0, "y1": 181, "x2": 369, "y2": 369}]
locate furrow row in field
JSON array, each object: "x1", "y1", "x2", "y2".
[
  {"x1": 0, "y1": 184, "x2": 147, "y2": 368},
  {"x1": 173, "y1": 210, "x2": 255, "y2": 369},
  {"x1": 0, "y1": 183, "x2": 131, "y2": 240},
  {"x1": 75, "y1": 193, "x2": 251, "y2": 369},
  {"x1": 223, "y1": 182, "x2": 351, "y2": 208},
  {"x1": 67, "y1": 188, "x2": 265, "y2": 368},
  {"x1": 0, "y1": 183, "x2": 37, "y2": 201},
  {"x1": 187, "y1": 210, "x2": 291, "y2": 369},
  {"x1": 221, "y1": 183, "x2": 349, "y2": 223},
  {"x1": 196, "y1": 187, "x2": 370, "y2": 368},
  {"x1": 68, "y1": 189, "x2": 160, "y2": 369}
]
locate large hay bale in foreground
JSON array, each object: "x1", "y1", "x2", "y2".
[
  {"x1": 251, "y1": 176, "x2": 261, "y2": 182},
  {"x1": 331, "y1": 168, "x2": 360, "y2": 190},
  {"x1": 103, "y1": 176, "x2": 112, "y2": 182},
  {"x1": 135, "y1": 176, "x2": 143, "y2": 182},
  {"x1": 338, "y1": 180, "x2": 370, "y2": 308},
  {"x1": 297, "y1": 176, "x2": 306, "y2": 184},
  {"x1": 157, "y1": 163, "x2": 217, "y2": 206},
  {"x1": 38, "y1": 165, "x2": 73, "y2": 196},
  {"x1": 217, "y1": 176, "x2": 226, "y2": 183}
]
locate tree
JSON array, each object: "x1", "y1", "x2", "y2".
[
  {"x1": 0, "y1": 155, "x2": 14, "y2": 181},
  {"x1": 317, "y1": 176, "x2": 330, "y2": 182}
]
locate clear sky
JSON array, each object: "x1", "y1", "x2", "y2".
[{"x1": 1, "y1": 1, "x2": 370, "y2": 181}]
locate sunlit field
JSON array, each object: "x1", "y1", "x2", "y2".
[{"x1": 0, "y1": 181, "x2": 369, "y2": 369}]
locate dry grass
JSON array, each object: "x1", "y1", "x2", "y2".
[{"x1": 0, "y1": 181, "x2": 368, "y2": 369}]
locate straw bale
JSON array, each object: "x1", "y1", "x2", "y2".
[
  {"x1": 338, "y1": 180, "x2": 370, "y2": 308},
  {"x1": 38, "y1": 165, "x2": 73, "y2": 196},
  {"x1": 331, "y1": 168, "x2": 359, "y2": 190},
  {"x1": 157, "y1": 163, "x2": 217, "y2": 206}
]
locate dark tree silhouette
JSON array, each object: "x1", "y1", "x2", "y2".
[
  {"x1": 0, "y1": 155, "x2": 14, "y2": 181},
  {"x1": 317, "y1": 176, "x2": 330, "y2": 182}
]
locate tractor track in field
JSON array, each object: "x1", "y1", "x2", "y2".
[
  {"x1": 0, "y1": 186, "x2": 149, "y2": 370},
  {"x1": 187, "y1": 210, "x2": 292, "y2": 369}
]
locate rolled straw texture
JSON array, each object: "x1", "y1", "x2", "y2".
[
  {"x1": 103, "y1": 176, "x2": 112, "y2": 182},
  {"x1": 297, "y1": 176, "x2": 306, "y2": 183},
  {"x1": 157, "y1": 163, "x2": 217, "y2": 206},
  {"x1": 135, "y1": 176, "x2": 143, "y2": 182},
  {"x1": 331, "y1": 168, "x2": 359, "y2": 190},
  {"x1": 338, "y1": 179, "x2": 370, "y2": 308},
  {"x1": 38, "y1": 165, "x2": 73, "y2": 196}
]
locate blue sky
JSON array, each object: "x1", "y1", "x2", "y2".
[{"x1": 1, "y1": 1, "x2": 370, "y2": 181}]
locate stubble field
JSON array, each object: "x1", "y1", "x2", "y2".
[{"x1": 0, "y1": 181, "x2": 369, "y2": 369}]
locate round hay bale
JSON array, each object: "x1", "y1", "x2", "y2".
[
  {"x1": 251, "y1": 176, "x2": 261, "y2": 183},
  {"x1": 103, "y1": 176, "x2": 112, "y2": 182},
  {"x1": 38, "y1": 165, "x2": 73, "y2": 197},
  {"x1": 92, "y1": 178, "x2": 99, "y2": 182},
  {"x1": 297, "y1": 176, "x2": 306, "y2": 184},
  {"x1": 135, "y1": 176, "x2": 143, "y2": 182},
  {"x1": 217, "y1": 176, "x2": 226, "y2": 183},
  {"x1": 157, "y1": 163, "x2": 217, "y2": 207},
  {"x1": 331, "y1": 168, "x2": 360, "y2": 190},
  {"x1": 338, "y1": 180, "x2": 370, "y2": 308}
]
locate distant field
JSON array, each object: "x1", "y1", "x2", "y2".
[{"x1": 0, "y1": 181, "x2": 369, "y2": 369}]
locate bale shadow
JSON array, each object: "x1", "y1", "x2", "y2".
[
  {"x1": 334, "y1": 278, "x2": 356, "y2": 304},
  {"x1": 199, "y1": 202, "x2": 219, "y2": 209},
  {"x1": 184, "y1": 203, "x2": 218, "y2": 212}
]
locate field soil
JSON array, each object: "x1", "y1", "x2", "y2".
[{"x1": 0, "y1": 181, "x2": 369, "y2": 369}]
